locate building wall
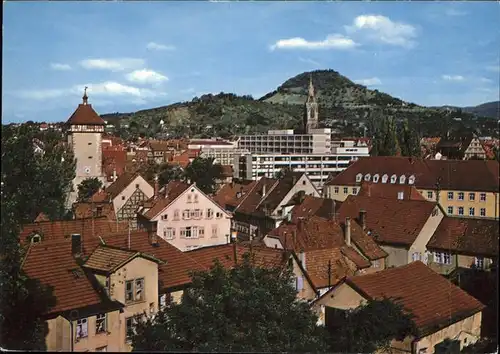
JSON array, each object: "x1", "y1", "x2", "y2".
[
  {"x1": 381, "y1": 245, "x2": 408, "y2": 268},
  {"x1": 109, "y1": 257, "x2": 159, "y2": 351},
  {"x1": 271, "y1": 174, "x2": 320, "y2": 217},
  {"x1": 414, "y1": 312, "x2": 482, "y2": 354},
  {"x1": 46, "y1": 310, "x2": 122, "y2": 352},
  {"x1": 154, "y1": 185, "x2": 232, "y2": 251},
  {"x1": 291, "y1": 256, "x2": 317, "y2": 301},
  {"x1": 408, "y1": 206, "x2": 444, "y2": 264},
  {"x1": 71, "y1": 130, "x2": 103, "y2": 180},
  {"x1": 113, "y1": 176, "x2": 154, "y2": 215}
]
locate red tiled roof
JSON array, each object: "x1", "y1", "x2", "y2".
[
  {"x1": 337, "y1": 195, "x2": 437, "y2": 246},
  {"x1": 427, "y1": 217, "x2": 499, "y2": 257},
  {"x1": 326, "y1": 156, "x2": 499, "y2": 192},
  {"x1": 357, "y1": 182, "x2": 426, "y2": 201},
  {"x1": 140, "y1": 181, "x2": 190, "y2": 220},
  {"x1": 304, "y1": 248, "x2": 358, "y2": 289},
  {"x1": 346, "y1": 261, "x2": 485, "y2": 334},
  {"x1": 67, "y1": 104, "x2": 105, "y2": 126},
  {"x1": 186, "y1": 243, "x2": 288, "y2": 270},
  {"x1": 263, "y1": 172, "x2": 307, "y2": 213},
  {"x1": 73, "y1": 202, "x2": 116, "y2": 220},
  {"x1": 220, "y1": 165, "x2": 233, "y2": 178},
  {"x1": 213, "y1": 180, "x2": 257, "y2": 209},
  {"x1": 235, "y1": 177, "x2": 278, "y2": 215},
  {"x1": 289, "y1": 195, "x2": 341, "y2": 223},
  {"x1": 34, "y1": 212, "x2": 50, "y2": 223},
  {"x1": 84, "y1": 245, "x2": 137, "y2": 273},
  {"x1": 22, "y1": 241, "x2": 104, "y2": 314}
]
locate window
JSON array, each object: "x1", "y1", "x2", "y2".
[
  {"x1": 96, "y1": 346, "x2": 107, "y2": 352},
  {"x1": 434, "y1": 252, "x2": 452, "y2": 265},
  {"x1": 352, "y1": 187, "x2": 358, "y2": 195},
  {"x1": 447, "y1": 206, "x2": 454, "y2": 215},
  {"x1": 192, "y1": 226, "x2": 198, "y2": 238},
  {"x1": 480, "y1": 208, "x2": 486, "y2": 217},
  {"x1": 372, "y1": 259, "x2": 380, "y2": 268},
  {"x1": 135, "y1": 184, "x2": 139, "y2": 189},
  {"x1": 125, "y1": 278, "x2": 144, "y2": 303},
  {"x1": 474, "y1": 257, "x2": 484, "y2": 269},
  {"x1": 174, "y1": 209, "x2": 180, "y2": 220},
  {"x1": 126, "y1": 317, "x2": 137, "y2": 340},
  {"x1": 122, "y1": 196, "x2": 126, "y2": 201},
  {"x1": 373, "y1": 174, "x2": 380, "y2": 183},
  {"x1": 76, "y1": 318, "x2": 88, "y2": 339},
  {"x1": 411, "y1": 252, "x2": 421, "y2": 262},
  {"x1": 161, "y1": 214, "x2": 168, "y2": 221},
  {"x1": 469, "y1": 207, "x2": 475, "y2": 216},
  {"x1": 295, "y1": 276, "x2": 304, "y2": 291},
  {"x1": 356, "y1": 173, "x2": 363, "y2": 182},
  {"x1": 343, "y1": 187, "x2": 348, "y2": 194},
  {"x1": 194, "y1": 194, "x2": 199, "y2": 203},
  {"x1": 364, "y1": 174, "x2": 371, "y2": 182},
  {"x1": 447, "y1": 192, "x2": 454, "y2": 200},
  {"x1": 105, "y1": 277, "x2": 110, "y2": 295},
  {"x1": 181, "y1": 227, "x2": 192, "y2": 238},
  {"x1": 397, "y1": 191, "x2": 404, "y2": 200},
  {"x1": 480, "y1": 193, "x2": 486, "y2": 202},
  {"x1": 182, "y1": 209, "x2": 191, "y2": 220},
  {"x1": 399, "y1": 175, "x2": 406, "y2": 184},
  {"x1": 216, "y1": 212, "x2": 223, "y2": 219},
  {"x1": 88, "y1": 156, "x2": 93, "y2": 159},
  {"x1": 199, "y1": 227, "x2": 205, "y2": 238},
  {"x1": 458, "y1": 192, "x2": 464, "y2": 201},
  {"x1": 381, "y1": 174, "x2": 388, "y2": 183},
  {"x1": 427, "y1": 191, "x2": 433, "y2": 199},
  {"x1": 458, "y1": 207, "x2": 464, "y2": 215},
  {"x1": 408, "y1": 175, "x2": 415, "y2": 184},
  {"x1": 334, "y1": 187, "x2": 339, "y2": 194},
  {"x1": 96, "y1": 313, "x2": 107, "y2": 334},
  {"x1": 390, "y1": 174, "x2": 397, "y2": 183},
  {"x1": 187, "y1": 194, "x2": 192, "y2": 203},
  {"x1": 164, "y1": 227, "x2": 175, "y2": 240},
  {"x1": 207, "y1": 209, "x2": 214, "y2": 219},
  {"x1": 211, "y1": 225, "x2": 218, "y2": 238},
  {"x1": 469, "y1": 192, "x2": 475, "y2": 201}
]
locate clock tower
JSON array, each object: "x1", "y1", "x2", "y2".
[{"x1": 66, "y1": 88, "x2": 106, "y2": 206}]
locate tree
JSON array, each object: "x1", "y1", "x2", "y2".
[
  {"x1": 398, "y1": 119, "x2": 421, "y2": 158},
  {"x1": 275, "y1": 166, "x2": 292, "y2": 179},
  {"x1": 0, "y1": 184, "x2": 56, "y2": 350},
  {"x1": 77, "y1": 177, "x2": 103, "y2": 202},
  {"x1": 1, "y1": 124, "x2": 75, "y2": 223},
  {"x1": 184, "y1": 157, "x2": 223, "y2": 194},
  {"x1": 324, "y1": 297, "x2": 418, "y2": 353},
  {"x1": 131, "y1": 253, "x2": 329, "y2": 352},
  {"x1": 158, "y1": 163, "x2": 184, "y2": 187}
]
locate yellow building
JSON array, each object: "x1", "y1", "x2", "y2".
[{"x1": 324, "y1": 156, "x2": 499, "y2": 218}]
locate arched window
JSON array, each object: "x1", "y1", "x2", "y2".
[
  {"x1": 408, "y1": 175, "x2": 415, "y2": 185},
  {"x1": 399, "y1": 175, "x2": 406, "y2": 184},
  {"x1": 381, "y1": 174, "x2": 388, "y2": 183},
  {"x1": 373, "y1": 174, "x2": 380, "y2": 183},
  {"x1": 364, "y1": 174, "x2": 371, "y2": 182},
  {"x1": 356, "y1": 173, "x2": 363, "y2": 183},
  {"x1": 390, "y1": 174, "x2": 397, "y2": 183}
]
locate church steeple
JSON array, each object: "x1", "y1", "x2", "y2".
[
  {"x1": 82, "y1": 86, "x2": 89, "y2": 105},
  {"x1": 304, "y1": 74, "x2": 319, "y2": 133}
]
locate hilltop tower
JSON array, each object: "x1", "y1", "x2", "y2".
[
  {"x1": 66, "y1": 88, "x2": 106, "y2": 207},
  {"x1": 304, "y1": 74, "x2": 319, "y2": 133}
]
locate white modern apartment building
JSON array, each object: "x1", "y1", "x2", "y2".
[
  {"x1": 188, "y1": 139, "x2": 250, "y2": 166},
  {"x1": 234, "y1": 140, "x2": 369, "y2": 190}
]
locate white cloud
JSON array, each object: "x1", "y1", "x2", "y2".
[
  {"x1": 50, "y1": 63, "x2": 72, "y2": 71},
  {"x1": 298, "y1": 57, "x2": 321, "y2": 67},
  {"x1": 270, "y1": 34, "x2": 357, "y2": 51},
  {"x1": 16, "y1": 88, "x2": 67, "y2": 100},
  {"x1": 125, "y1": 69, "x2": 169, "y2": 85},
  {"x1": 146, "y1": 42, "x2": 175, "y2": 51},
  {"x1": 79, "y1": 58, "x2": 145, "y2": 72},
  {"x1": 354, "y1": 77, "x2": 382, "y2": 86},
  {"x1": 345, "y1": 15, "x2": 417, "y2": 47},
  {"x1": 442, "y1": 75, "x2": 465, "y2": 82}
]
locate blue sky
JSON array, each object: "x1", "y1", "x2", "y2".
[{"x1": 3, "y1": 1, "x2": 500, "y2": 123}]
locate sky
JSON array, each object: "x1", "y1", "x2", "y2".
[{"x1": 3, "y1": 1, "x2": 500, "y2": 123}]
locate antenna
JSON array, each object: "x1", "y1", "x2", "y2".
[{"x1": 327, "y1": 260, "x2": 332, "y2": 288}]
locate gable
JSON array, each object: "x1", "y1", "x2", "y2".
[
  {"x1": 271, "y1": 174, "x2": 320, "y2": 214},
  {"x1": 117, "y1": 188, "x2": 149, "y2": 220},
  {"x1": 314, "y1": 281, "x2": 366, "y2": 310}
]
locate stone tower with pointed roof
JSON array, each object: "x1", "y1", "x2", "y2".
[
  {"x1": 304, "y1": 74, "x2": 319, "y2": 134},
  {"x1": 66, "y1": 89, "x2": 106, "y2": 206}
]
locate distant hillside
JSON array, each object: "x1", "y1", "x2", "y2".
[
  {"x1": 462, "y1": 101, "x2": 499, "y2": 119},
  {"x1": 101, "y1": 70, "x2": 499, "y2": 140}
]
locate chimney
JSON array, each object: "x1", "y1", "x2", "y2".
[
  {"x1": 112, "y1": 168, "x2": 117, "y2": 182},
  {"x1": 299, "y1": 251, "x2": 306, "y2": 270},
  {"x1": 262, "y1": 184, "x2": 266, "y2": 197},
  {"x1": 292, "y1": 175, "x2": 297, "y2": 185},
  {"x1": 297, "y1": 217, "x2": 304, "y2": 231},
  {"x1": 150, "y1": 232, "x2": 158, "y2": 246},
  {"x1": 345, "y1": 217, "x2": 351, "y2": 246},
  {"x1": 71, "y1": 234, "x2": 82, "y2": 256},
  {"x1": 154, "y1": 175, "x2": 159, "y2": 198},
  {"x1": 359, "y1": 210, "x2": 366, "y2": 231}
]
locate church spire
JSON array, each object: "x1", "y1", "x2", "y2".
[
  {"x1": 82, "y1": 86, "x2": 88, "y2": 105},
  {"x1": 308, "y1": 74, "x2": 315, "y2": 98}
]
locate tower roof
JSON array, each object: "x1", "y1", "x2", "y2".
[{"x1": 66, "y1": 88, "x2": 105, "y2": 126}]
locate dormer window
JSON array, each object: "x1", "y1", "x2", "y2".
[
  {"x1": 399, "y1": 175, "x2": 406, "y2": 184},
  {"x1": 356, "y1": 173, "x2": 363, "y2": 183},
  {"x1": 381, "y1": 174, "x2": 388, "y2": 183},
  {"x1": 373, "y1": 174, "x2": 380, "y2": 183},
  {"x1": 408, "y1": 175, "x2": 415, "y2": 185},
  {"x1": 364, "y1": 174, "x2": 371, "y2": 182},
  {"x1": 31, "y1": 234, "x2": 41, "y2": 244},
  {"x1": 390, "y1": 174, "x2": 397, "y2": 184}
]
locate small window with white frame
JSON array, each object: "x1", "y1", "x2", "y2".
[
  {"x1": 480, "y1": 193, "x2": 486, "y2": 202},
  {"x1": 458, "y1": 207, "x2": 464, "y2": 215},
  {"x1": 399, "y1": 175, "x2": 406, "y2": 184},
  {"x1": 364, "y1": 174, "x2": 371, "y2": 182},
  {"x1": 334, "y1": 187, "x2": 339, "y2": 194},
  {"x1": 356, "y1": 173, "x2": 363, "y2": 182},
  {"x1": 469, "y1": 192, "x2": 475, "y2": 201},
  {"x1": 458, "y1": 192, "x2": 464, "y2": 201},
  {"x1": 211, "y1": 225, "x2": 218, "y2": 238},
  {"x1": 447, "y1": 206, "x2": 453, "y2": 215},
  {"x1": 207, "y1": 209, "x2": 214, "y2": 219},
  {"x1": 427, "y1": 191, "x2": 433, "y2": 199},
  {"x1": 161, "y1": 214, "x2": 168, "y2": 221},
  {"x1": 194, "y1": 194, "x2": 199, "y2": 203},
  {"x1": 125, "y1": 278, "x2": 145, "y2": 303},
  {"x1": 381, "y1": 174, "x2": 388, "y2": 183},
  {"x1": 352, "y1": 187, "x2": 358, "y2": 195},
  {"x1": 187, "y1": 194, "x2": 192, "y2": 203},
  {"x1": 199, "y1": 227, "x2": 205, "y2": 237},
  {"x1": 474, "y1": 257, "x2": 484, "y2": 269},
  {"x1": 469, "y1": 207, "x2": 475, "y2": 216},
  {"x1": 434, "y1": 252, "x2": 452, "y2": 265},
  {"x1": 165, "y1": 227, "x2": 175, "y2": 240},
  {"x1": 447, "y1": 192, "x2": 454, "y2": 200},
  {"x1": 343, "y1": 187, "x2": 348, "y2": 194},
  {"x1": 373, "y1": 174, "x2": 380, "y2": 183},
  {"x1": 480, "y1": 208, "x2": 486, "y2": 217},
  {"x1": 96, "y1": 313, "x2": 107, "y2": 334},
  {"x1": 216, "y1": 212, "x2": 223, "y2": 219},
  {"x1": 390, "y1": 174, "x2": 397, "y2": 183},
  {"x1": 408, "y1": 175, "x2": 415, "y2": 184},
  {"x1": 183, "y1": 209, "x2": 191, "y2": 220},
  {"x1": 173, "y1": 209, "x2": 180, "y2": 220},
  {"x1": 76, "y1": 318, "x2": 88, "y2": 339}
]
